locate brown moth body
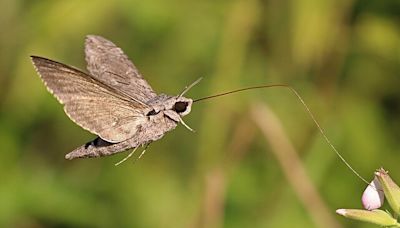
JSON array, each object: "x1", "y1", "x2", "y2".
[{"x1": 31, "y1": 35, "x2": 193, "y2": 160}]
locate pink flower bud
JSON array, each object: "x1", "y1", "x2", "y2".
[{"x1": 362, "y1": 177, "x2": 384, "y2": 210}]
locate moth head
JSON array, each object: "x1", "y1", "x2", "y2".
[
  {"x1": 168, "y1": 77, "x2": 200, "y2": 117},
  {"x1": 162, "y1": 96, "x2": 194, "y2": 132},
  {"x1": 155, "y1": 78, "x2": 199, "y2": 132},
  {"x1": 160, "y1": 96, "x2": 194, "y2": 132}
]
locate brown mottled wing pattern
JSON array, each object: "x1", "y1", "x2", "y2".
[
  {"x1": 31, "y1": 56, "x2": 148, "y2": 143},
  {"x1": 85, "y1": 35, "x2": 157, "y2": 103}
]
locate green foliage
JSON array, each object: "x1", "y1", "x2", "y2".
[{"x1": 0, "y1": 0, "x2": 398, "y2": 227}]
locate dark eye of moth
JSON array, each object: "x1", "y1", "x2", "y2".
[
  {"x1": 173, "y1": 102, "x2": 188, "y2": 113},
  {"x1": 146, "y1": 109, "x2": 159, "y2": 116}
]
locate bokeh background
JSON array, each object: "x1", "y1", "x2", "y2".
[{"x1": 0, "y1": 0, "x2": 399, "y2": 227}]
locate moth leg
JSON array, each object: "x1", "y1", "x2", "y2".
[
  {"x1": 136, "y1": 144, "x2": 150, "y2": 160},
  {"x1": 114, "y1": 147, "x2": 138, "y2": 166}
]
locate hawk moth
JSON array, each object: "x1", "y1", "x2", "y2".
[{"x1": 32, "y1": 35, "x2": 197, "y2": 161}]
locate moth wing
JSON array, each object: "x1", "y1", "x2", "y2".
[
  {"x1": 85, "y1": 35, "x2": 157, "y2": 103},
  {"x1": 31, "y1": 56, "x2": 149, "y2": 143}
]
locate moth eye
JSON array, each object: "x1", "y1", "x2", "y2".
[
  {"x1": 173, "y1": 101, "x2": 188, "y2": 113},
  {"x1": 146, "y1": 109, "x2": 159, "y2": 116}
]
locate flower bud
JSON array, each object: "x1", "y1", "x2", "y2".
[
  {"x1": 336, "y1": 209, "x2": 398, "y2": 226},
  {"x1": 375, "y1": 168, "x2": 400, "y2": 215},
  {"x1": 361, "y1": 176, "x2": 384, "y2": 210}
]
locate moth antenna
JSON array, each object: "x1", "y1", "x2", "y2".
[
  {"x1": 178, "y1": 77, "x2": 203, "y2": 97},
  {"x1": 194, "y1": 84, "x2": 370, "y2": 185},
  {"x1": 115, "y1": 147, "x2": 138, "y2": 166}
]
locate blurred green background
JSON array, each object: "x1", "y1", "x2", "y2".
[{"x1": 0, "y1": 0, "x2": 399, "y2": 227}]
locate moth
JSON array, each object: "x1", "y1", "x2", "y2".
[
  {"x1": 32, "y1": 35, "x2": 200, "y2": 163},
  {"x1": 32, "y1": 35, "x2": 362, "y2": 180}
]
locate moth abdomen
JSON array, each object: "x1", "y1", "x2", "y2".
[{"x1": 66, "y1": 137, "x2": 136, "y2": 160}]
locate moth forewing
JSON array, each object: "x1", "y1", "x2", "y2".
[{"x1": 31, "y1": 56, "x2": 149, "y2": 143}]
